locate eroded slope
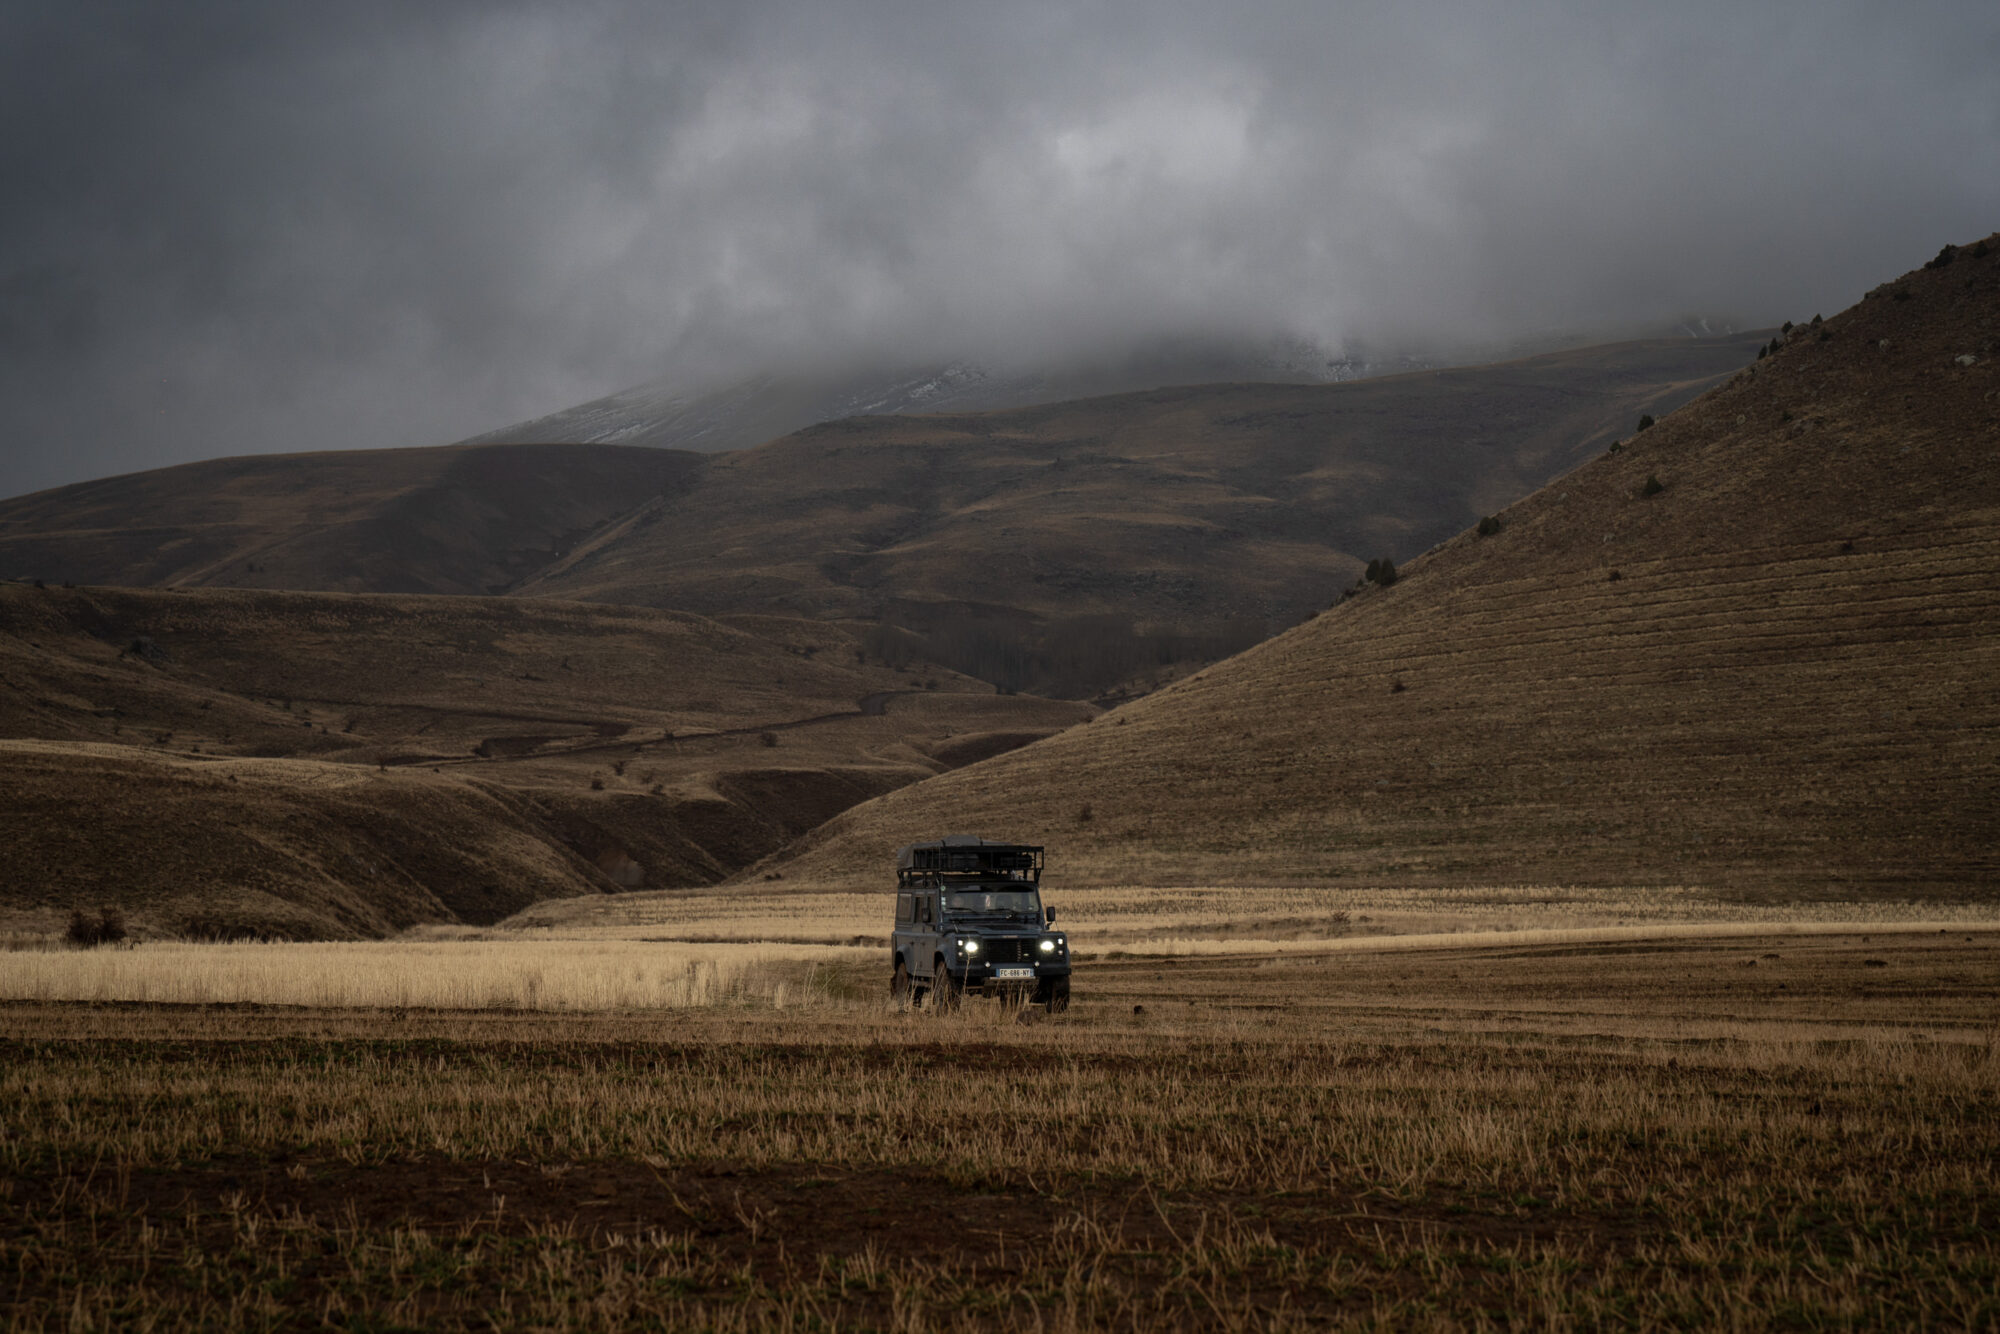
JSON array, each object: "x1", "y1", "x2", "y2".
[{"x1": 0, "y1": 585, "x2": 1090, "y2": 936}]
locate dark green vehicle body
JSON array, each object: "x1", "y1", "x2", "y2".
[{"x1": 890, "y1": 835, "x2": 1071, "y2": 1012}]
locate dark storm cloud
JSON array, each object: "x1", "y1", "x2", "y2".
[{"x1": 2, "y1": 0, "x2": 1995, "y2": 496}]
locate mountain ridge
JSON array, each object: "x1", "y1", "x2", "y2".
[
  {"x1": 1, "y1": 334, "x2": 1765, "y2": 697},
  {"x1": 513, "y1": 334, "x2": 1766, "y2": 692},
  {"x1": 454, "y1": 324, "x2": 1750, "y2": 456}
]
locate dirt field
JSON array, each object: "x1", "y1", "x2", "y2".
[{"x1": 4, "y1": 924, "x2": 1995, "y2": 1329}]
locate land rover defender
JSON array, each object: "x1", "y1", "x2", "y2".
[{"x1": 890, "y1": 835, "x2": 1070, "y2": 1012}]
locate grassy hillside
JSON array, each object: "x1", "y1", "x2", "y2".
[
  {"x1": 762, "y1": 237, "x2": 2000, "y2": 896},
  {"x1": 0, "y1": 442, "x2": 700, "y2": 595},
  {"x1": 0, "y1": 584, "x2": 1089, "y2": 937},
  {"x1": 518, "y1": 335, "x2": 1762, "y2": 693},
  {"x1": 1, "y1": 337, "x2": 1761, "y2": 698}
]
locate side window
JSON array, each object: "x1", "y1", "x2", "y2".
[
  {"x1": 896, "y1": 892, "x2": 912, "y2": 923},
  {"x1": 918, "y1": 895, "x2": 934, "y2": 924}
]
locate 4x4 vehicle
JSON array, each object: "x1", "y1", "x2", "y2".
[{"x1": 890, "y1": 835, "x2": 1070, "y2": 1012}]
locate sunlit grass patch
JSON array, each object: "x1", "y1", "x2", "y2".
[
  {"x1": 1057, "y1": 883, "x2": 2000, "y2": 949},
  {"x1": 494, "y1": 887, "x2": 883, "y2": 943},
  {"x1": 0, "y1": 938, "x2": 872, "y2": 1011}
]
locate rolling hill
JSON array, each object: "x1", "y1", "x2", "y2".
[
  {"x1": 758, "y1": 237, "x2": 2000, "y2": 896},
  {"x1": 515, "y1": 334, "x2": 1766, "y2": 692},
  {"x1": 0, "y1": 442, "x2": 700, "y2": 596},
  {"x1": 0, "y1": 583, "x2": 1089, "y2": 938},
  {"x1": 1, "y1": 335, "x2": 1763, "y2": 696}
]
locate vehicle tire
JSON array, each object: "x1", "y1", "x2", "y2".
[
  {"x1": 891, "y1": 959, "x2": 911, "y2": 1006},
  {"x1": 1045, "y1": 978, "x2": 1070, "y2": 1014},
  {"x1": 931, "y1": 957, "x2": 960, "y2": 1012}
]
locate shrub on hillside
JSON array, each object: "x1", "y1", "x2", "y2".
[
  {"x1": 1637, "y1": 414, "x2": 1655, "y2": 432},
  {"x1": 65, "y1": 908, "x2": 127, "y2": 949},
  {"x1": 1476, "y1": 515, "x2": 1502, "y2": 537},
  {"x1": 1365, "y1": 558, "x2": 1398, "y2": 587},
  {"x1": 1642, "y1": 475, "x2": 1664, "y2": 497}
]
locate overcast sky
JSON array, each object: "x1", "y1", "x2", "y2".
[{"x1": 1, "y1": 0, "x2": 1995, "y2": 499}]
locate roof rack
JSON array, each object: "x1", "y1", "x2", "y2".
[{"x1": 896, "y1": 835, "x2": 1043, "y2": 885}]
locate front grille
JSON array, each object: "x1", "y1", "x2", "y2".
[{"x1": 983, "y1": 937, "x2": 1033, "y2": 964}]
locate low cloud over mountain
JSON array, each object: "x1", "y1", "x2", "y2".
[{"x1": 2, "y1": 0, "x2": 1996, "y2": 497}]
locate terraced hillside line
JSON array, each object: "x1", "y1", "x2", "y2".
[
  {"x1": 763, "y1": 234, "x2": 2000, "y2": 895},
  {"x1": 411, "y1": 690, "x2": 921, "y2": 768}
]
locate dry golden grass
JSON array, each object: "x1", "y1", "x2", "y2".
[
  {"x1": 2, "y1": 924, "x2": 1995, "y2": 1328},
  {"x1": 0, "y1": 939, "x2": 874, "y2": 1011},
  {"x1": 520, "y1": 877, "x2": 2000, "y2": 954}
]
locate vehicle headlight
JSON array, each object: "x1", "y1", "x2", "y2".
[
  {"x1": 1038, "y1": 937, "x2": 1056, "y2": 953},
  {"x1": 962, "y1": 938, "x2": 979, "y2": 954}
]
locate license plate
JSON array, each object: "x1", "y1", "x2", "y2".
[{"x1": 993, "y1": 966, "x2": 1034, "y2": 980}]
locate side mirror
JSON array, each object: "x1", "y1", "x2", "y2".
[{"x1": 1044, "y1": 907, "x2": 1056, "y2": 925}]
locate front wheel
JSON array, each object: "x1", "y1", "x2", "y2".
[
  {"x1": 891, "y1": 959, "x2": 911, "y2": 1007},
  {"x1": 1045, "y1": 978, "x2": 1070, "y2": 1014}
]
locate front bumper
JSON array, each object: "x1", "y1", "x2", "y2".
[{"x1": 945, "y1": 958, "x2": 1071, "y2": 992}]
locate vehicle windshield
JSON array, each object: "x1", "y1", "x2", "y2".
[{"x1": 942, "y1": 889, "x2": 1041, "y2": 919}]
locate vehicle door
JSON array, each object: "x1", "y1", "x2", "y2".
[
  {"x1": 892, "y1": 888, "x2": 915, "y2": 975},
  {"x1": 920, "y1": 889, "x2": 945, "y2": 978}
]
